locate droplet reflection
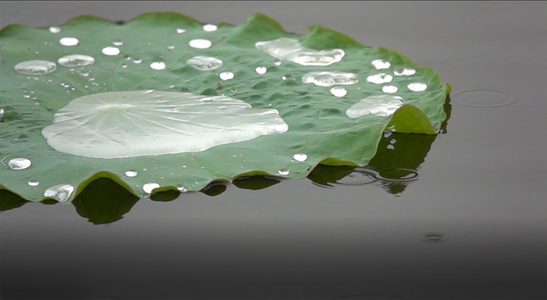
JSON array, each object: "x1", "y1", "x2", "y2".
[{"x1": 8, "y1": 158, "x2": 31, "y2": 170}]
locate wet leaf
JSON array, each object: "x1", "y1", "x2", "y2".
[{"x1": 0, "y1": 12, "x2": 448, "y2": 202}]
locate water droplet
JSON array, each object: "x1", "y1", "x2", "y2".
[
  {"x1": 59, "y1": 37, "x2": 79, "y2": 47},
  {"x1": 390, "y1": 139, "x2": 397, "y2": 144},
  {"x1": 0, "y1": 107, "x2": 4, "y2": 115},
  {"x1": 58, "y1": 54, "x2": 95, "y2": 67},
  {"x1": 143, "y1": 183, "x2": 160, "y2": 194},
  {"x1": 112, "y1": 40, "x2": 123, "y2": 46},
  {"x1": 274, "y1": 60, "x2": 282, "y2": 66},
  {"x1": 8, "y1": 158, "x2": 31, "y2": 170},
  {"x1": 167, "y1": 45, "x2": 175, "y2": 50},
  {"x1": 186, "y1": 56, "x2": 223, "y2": 71},
  {"x1": 382, "y1": 85, "x2": 398, "y2": 93},
  {"x1": 330, "y1": 87, "x2": 347, "y2": 97},
  {"x1": 150, "y1": 61, "x2": 166, "y2": 70},
  {"x1": 176, "y1": 28, "x2": 186, "y2": 34},
  {"x1": 256, "y1": 37, "x2": 344, "y2": 66},
  {"x1": 189, "y1": 39, "x2": 212, "y2": 49},
  {"x1": 44, "y1": 184, "x2": 74, "y2": 202},
  {"x1": 393, "y1": 67, "x2": 416, "y2": 76},
  {"x1": 366, "y1": 73, "x2": 393, "y2": 84},
  {"x1": 28, "y1": 180, "x2": 40, "y2": 186},
  {"x1": 49, "y1": 26, "x2": 61, "y2": 33},
  {"x1": 255, "y1": 66, "x2": 267, "y2": 75},
  {"x1": 121, "y1": 63, "x2": 128, "y2": 69},
  {"x1": 14, "y1": 60, "x2": 56, "y2": 75},
  {"x1": 293, "y1": 153, "x2": 308, "y2": 162},
  {"x1": 387, "y1": 144, "x2": 395, "y2": 150},
  {"x1": 376, "y1": 168, "x2": 419, "y2": 182},
  {"x1": 281, "y1": 76, "x2": 287, "y2": 80},
  {"x1": 346, "y1": 95, "x2": 404, "y2": 118},
  {"x1": 176, "y1": 184, "x2": 187, "y2": 192},
  {"x1": 278, "y1": 168, "x2": 289, "y2": 176},
  {"x1": 125, "y1": 170, "x2": 138, "y2": 177},
  {"x1": 408, "y1": 82, "x2": 427, "y2": 92},
  {"x1": 219, "y1": 71, "x2": 234, "y2": 80},
  {"x1": 383, "y1": 131, "x2": 393, "y2": 138},
  {"x1": 132, "y1": 58, "x2": 142, "y2": 64},
  {"x1": 102, "y1": 46, "x2": 120, "y2": 56},
  {"x1": 371, "y1": 59, "x2": 390, "y2": 70},
  {"x1": 302, "y1": 71, "x2": 358, "y2": 87},
  {"x1": 203, "y1": 24, "x2": 217, "y2": 32}
]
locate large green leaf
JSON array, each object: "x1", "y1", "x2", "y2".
[{"x1": 0, "y1": 12, "x2": 448, "y2": 203}]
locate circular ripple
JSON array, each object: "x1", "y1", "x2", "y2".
[
  {"x1": 452, "y1": 88, "x2": 519, "y2": 108},
  {"x1": 374, "y1": 168, "x2": 419, "y2": 182}
]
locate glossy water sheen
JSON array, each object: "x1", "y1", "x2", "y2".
[
  {"x1": 1, "y1": 3, "x2": 545, "y2": 300},
  {"x1": 255, "y1": 37, "x2": 344, "y2": 66},
  {"x1": 346, "y1": 94, "x2": 404, "y2": 118},
  {"x1": 43, "y1": 184, "x2": 74, "y2": 202},
  {"x1": 41, "y1": 90, "x2": 288, "y2": 158}
]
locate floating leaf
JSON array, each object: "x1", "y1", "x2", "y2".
[{"x1": 0, "y1": 12, "x2": 449, "y2": 203}]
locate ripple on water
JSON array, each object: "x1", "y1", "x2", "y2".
[{"x1": 451, "y1": 88, "x2": 520, "y2": 108}]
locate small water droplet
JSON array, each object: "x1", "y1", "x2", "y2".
[
  {"x1": 28, "y1": 180, "x2": 40, "y2": 186},
  {"x1": 59, "y1": 37, "x2": 79, "y2": 47},
  {"x1": 102, "y1": 46, "x2": 120, "y2": 56},
  {"x1": 281, "y1": 76, "x2": 287, "y2": 80},
  {"x1": 176, "y1": 28, "x2": 186, "y2": 34},
  {"x1": 49, "y1": 26, "x2": 61, "y2": 33},
  {"x1": 176, "y1": 184, "x2": 187, "y2": 192},
  {"x1": 58, "y1": 54, "x2": 95, "y2": 67},
  {"x1": 203, "y1": 24, "x2": 217, "y2": 32},
  {"x1": 167, "y1": 45, "x2": 175, "y2": 50},
  {"x1": 274, "y1": 60, "x2": 282, "y2": 66},
  {"x1": 366, "y1": 73, "x2": 393, "y2": 84},
  {"x1": 383, "y1": 131, "x2": 393, "y2": 138},
  {"x1": 125, "y1": 170, "x2": 138, "y2": 177},
  {"x1": 112, "y1": 40, "x2": 123, "y2": 46},
  {"x1": 394, "y1": 67, "x2": 416, "y2": 76},
  {"x1": 0, "y1": 107, "x2": 4, "y2": 115},
  {"x1": 371, "y1": 59, "x2": 390, "y2": 70},
  {"x1": 44, "y1": 184, "x2": 74, "y2": 202},
  {"x1": 14, "y1": 60, "x2": 56, "y2": 75},
  {"x1": 78, "y1": 70, "x2": 90, "y2": 77},
  {"x1": 132, "y1": 58, "x2": 142, "y2": 64},
  {"x1": 186, "y1": 56, "x2": 223, "y2": 71},
  {"x1": 150, "y1": 61, "x2": 166, "y2": 70},
  {"x1": 330, "y1": 87, "x2": 347, "y2": 97},
  {"x1": 387, "y1": 144, "x2": 395, "y2": 150},
  {"x1": 293, "y1": 153, "x2": 308, "y2": 162},
  {"x1": 189, "y1": 39, "x2": 212, "y2": 49},
  {"x1": 230, "y1": 87, "x2": 237, "y2": 92},
  {"x1": 143, "y1": 183, "x2": 160, "y2": 194},
  {"x1": 408, "y1": 82, "x2": 427, "y2": 92},
  {"x1": 8, "y1": 158, "x2": 31, "y2": 170},
  {"x1": 219, "y1": 71, "x2": 234, "y2": 80},
  {"x1": 255, "y1": 66, "x2": 267, "y2": 75},
  {"x1": 121, "y1": 63, "x2": 128, "y2": 69},
  {"x1": 382, "y1": 85, "x2": 398, "y2": 93},
  {"x1": 278, "y1": 168, "x2": 289, "y2": 176}
]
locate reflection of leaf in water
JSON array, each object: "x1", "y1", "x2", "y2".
[
  {"x1": 0, "y1": 12, "x2": 448, "y2": 203},
  {"x1": 233, "y1": 176, "x2": 282, "y2": 190},
  {"x1": 71, "y1": 177, "x2": 139, "y2": 224}
]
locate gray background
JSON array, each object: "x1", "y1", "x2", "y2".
[{"x1": 1, "y1": 1, "x2": 546, "y2": 299}]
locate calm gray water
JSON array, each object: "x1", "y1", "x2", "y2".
[{"x1": 1, "y1": 2, "x2": 545, "y2": 299}]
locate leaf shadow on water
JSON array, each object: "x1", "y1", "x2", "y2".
[{"x1": 0, "y1": 96, "x2": 451, "y2": 224}]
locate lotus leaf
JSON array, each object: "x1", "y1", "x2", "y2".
[{"x1": 0, "y1": 12, "x2": 449, "y2": 202}]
